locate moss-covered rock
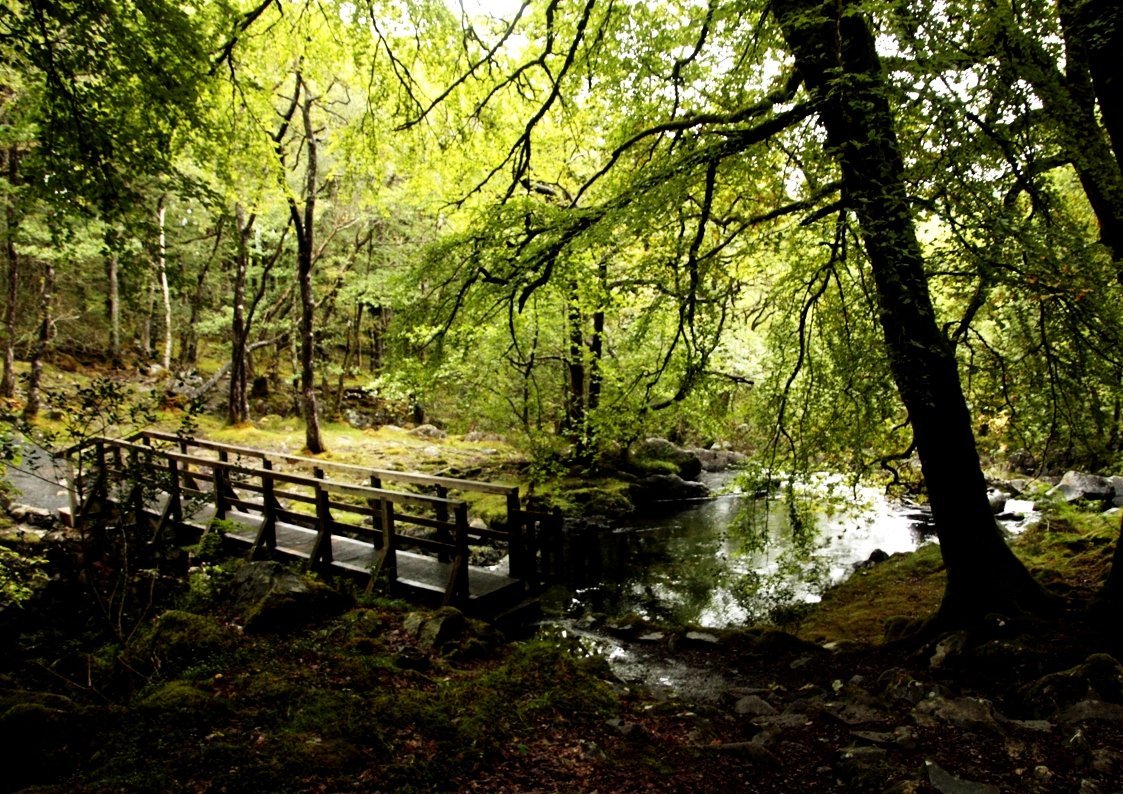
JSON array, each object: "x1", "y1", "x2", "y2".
[
  {"x1": 128, "y1": 609, "x2": 236, "y2": 677},
  {"x1": 136, "y1": 680, "x2": 224, "y2": 715},
  {"x1": 0, "y1": 696, "x2": 80, "y2": 787},
  {"x1": 628, "y1": 437, "x2": 704, "y2": 480},
  {"x1": 403, "y1": 606, "x2": 504, "y2": 658},
  {"x1": 228, "y1": 561, "x2": 352, "y2": 633}
]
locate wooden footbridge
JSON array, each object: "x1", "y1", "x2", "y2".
[{"x1": 61, "y1": 431, "x2": 561, "y2": 615}]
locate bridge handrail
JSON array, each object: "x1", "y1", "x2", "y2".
[
  {"x1": 133, "y1": 430, "x2": 520, "y2": 496},
  {"x1": 78, "y1": 436, "x2": 468, "y2": 513},
  {"x1": 73, "y1": 435, "x2": 477, "y2": 600}
]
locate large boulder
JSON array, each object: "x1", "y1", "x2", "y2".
[
  {"x1": 227, "y1": 561, "x2": 351, "y2": 633},
  {"x1": 628, "y1": 474, "x2": 709, "y2": 507},
  {"x1": 1047, "y1": 471, "x2": 1114, "y2": 503},
  {"x1": 1017, "y1": 653, "x2": 1123, "y2": 719},
  {"x1": 628, "y1": 438, "x2": 703, "y2": 480},
  {"x1": 401, "y1": 606, "x2": 504, "y2": 658},
  {"x1": 688, "y1": 446, "x2": 748, "y2": 472}
]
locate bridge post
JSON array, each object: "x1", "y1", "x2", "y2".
[
  {"x1": 75, "y1": 440, "x2": 109, "y2": 526},
  {"x1": 212, "y1": 460, "x2": 227, "y2": 520},
  {"x1": 443, "y1": 502, "x2": 470, "y2": 605},
  {"x1": 155, "y1": 456, "x2": 183, "y2": 543},
  {"x1": 368, "y1": 499, "x2": 397, "y2": 593},
  {"x1": 368, "y1": 475, "x2": 382, "y2": 532},
  {"x1": 128, "y1": 447, "x2": 145, "y2": 533},
  {"x1": 506, "y1": 488, "x2": 528, "y2": 584},
  {"x1": 435, "y1": 485, "x2": 450, "y2": 563},
  {"x1": 251, "y1": 460, "x2": 278, "y2": 559},
  {"x1": 309, "y1": 475, "x2": 334, "y2": 571}
]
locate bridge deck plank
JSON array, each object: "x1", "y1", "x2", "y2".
[{"x1": 188, "y1": 504, "x2": 518, "y2": 602}]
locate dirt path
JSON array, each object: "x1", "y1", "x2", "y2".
[{"x1": 2, "y1": 440, "x2": 71, "y2": 514}]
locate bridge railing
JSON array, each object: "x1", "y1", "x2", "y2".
[
  {"x1": 131, "y1": 431, "x2": 533, "y2": 581},
  {"x1": 66, "y1": 436, "x2": 479, "y2": 604}
]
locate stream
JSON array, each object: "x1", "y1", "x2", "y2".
[{"x1": 536, "y1": 473, "x2": 1037, "y2": 700}]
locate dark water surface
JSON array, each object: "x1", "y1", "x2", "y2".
[{"x1": 542, "y1": 475, "x2": 947, "y2": 628}]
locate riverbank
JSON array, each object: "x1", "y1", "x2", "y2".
[
  {"x1": 3, "y1": 470, "x2": 1122, "y2": 791},
  {"x1": 5, "y1": 405, "x2": 1123, "y2": 790}
]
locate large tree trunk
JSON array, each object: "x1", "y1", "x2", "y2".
[
  {"x1": 156, "y1": 196, "x2": 172, "y2": 370},
  {"x1": 1062, "y1": 0, "x2": 1123, "y2": 177},
  {"x1": 22, "y1": 261, "x2": 54, "y2": 421},
  {"x1": 565, "y1": 280, "x2": 587, "y2": 453},
  {"x1": 772, "y1": 0, "x2": 1051, "y2": 625},
  {"x1": 1000, "y1": 7, "x2": 1123, "y2": 267},
  {"x1": 105, "y1": 242, "x2": 121, "y2": 368},
  {"x1": 228, "y1": 205, "x2": 253, "y2": 425},
  {"x1": 2, "y1": 146, "x2": 18, "y2": 398},
  {"x1": 291, "y1": 82, "x2": 323, "y2": 453}
]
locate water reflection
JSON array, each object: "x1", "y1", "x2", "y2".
[{"x1": 547, "y1": 479, "x2": 943, "y2": 628}]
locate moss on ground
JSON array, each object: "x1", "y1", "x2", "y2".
[
  {"x1": 1, "y1": 588, "x2": 620, "y2": 792},
  {"x1": 796, "y1": 542, "x2": 946, "y2": 645},
  {"x1": 796, "y1": 501, "x2": 1121, "y2": 645}
]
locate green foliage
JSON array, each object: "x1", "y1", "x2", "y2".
[{"x1": 0, "y1": 544, "x2": 49, "y2": 607}]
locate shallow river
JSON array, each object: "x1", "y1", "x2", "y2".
[{"x1": 542, "y1": 474, "x2": 1034, "y2": 629}]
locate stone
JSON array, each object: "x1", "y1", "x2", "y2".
[
  {"x1": 0, "y1": 525, "x2": 47, "y2": 545},
  {"x1": 925, "y1": 760, "x2": 1000, "y2": 794},
  {"x1": 753, "y1": 712, "x2": 814, "y2": 730},
  {"x1": 628, "y1": 437, "x2": 704, "y2": 480},
  {"x1": 684, "y1": 630, "x2": 720, "y2": 644},
  {"x1": 1057, "y1": 700, "x2": 1123, "y2": 723},
  {"x1": 913, "y1": 695, "x2": 1000, "y2": 732},
  {"x1": 735, "y1": 694, "x2": 777, "y2": 716},
  {"x1": 823, "y1": 702, "x2": 888, "y2": 726},
  {"x1": 1048, "y1": 471, "x2": 1114, "y2": 502},
  {"x1": 228, "y1": 561, "x2": 351, "y2": 633},
  {"x1": 605, "y1": 718, "x2": 647, "y2": 742},
  {"x1": 6, "y1": 504, "x2": 55, "y2": 528},
  {"x1": 343, "y1": 408, "x2": 372, "y2": 429},
  {"x1": 696, "y1": 741, "x2": 779, "y2": 764},
  {"x1": 878, "y1": 668, "x2": 933, "y2": 706},
  {"x1": 930, "y1": 631, "x2": 971, "y2": 669},
  {"x1": 835, "y1": 745, "x2": 891, "y2": 789},
  {"x1": 688, "y1": 446, "x2": 748, "y2": 472},
  {"x1": 411, "y1": 607, "x2": 466, "y2": 651},
  {"x1": 1018, "y1": 653, "x2": 1123, "y2": 718},
  {"x1": 851, "y1": 726, "x2": 918, "y2": 750},
  {"x1": 987, "y1": 489, "x2": 1009, "y2": 513},
  {"x1": 409, "y1": 423, "x2": 447, "y2": 439},
  {"x1": 853, "y1": 548, "x2": 890, "y2": 571},
  {"x1": 629, "y1": 473, "x2": 710, "y2": 506},
  {"x1": 403, "y1": 607, "x2": 502, "y2": 657},
  {"x1": 1091, "y1": 747, "x2": 1123, "y2": 775}
]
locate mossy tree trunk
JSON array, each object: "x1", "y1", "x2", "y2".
[
  {"x1": 1, "y1": 145, "x2": 18, "y2": 398},
  {"x1": 290, "y1": 80, "x2": 323, "y2": 454},
  {"x1": 22, "y1": 261, "x2": 53, "y2": 421},
  {"x1": 228, "y1": 205, "x2": 253, "y2": 425},
  {"x1": 771, "y1": 0, "x2": 1051, "y2": 625}
]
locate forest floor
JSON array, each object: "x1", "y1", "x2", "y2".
[{"x1": 3, "y1": 372, "x2": 1123, "y2": 792}]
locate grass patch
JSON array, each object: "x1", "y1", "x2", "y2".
[
  {"x1": 796, "y1": 501, "x2": 1122, "y2": 645},
  {"x1": 796, "y1": 543, "x2": 946, "y2": 645}
]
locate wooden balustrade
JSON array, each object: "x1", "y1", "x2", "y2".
[{"x1": 63, "y1": 435, "x2": 541, "y2": 610}]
